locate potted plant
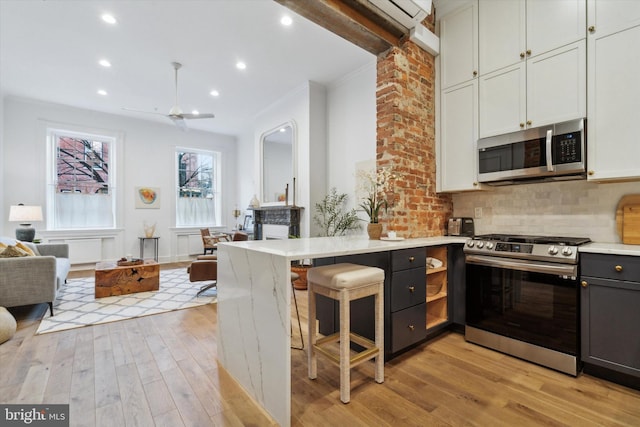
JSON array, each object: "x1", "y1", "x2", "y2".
[
  {"x1": 313, "y1": 188, "x2": 360, "y2": 237},
  {"x1": 357, "y1": 167, "x2": 395, "y2": 239}
]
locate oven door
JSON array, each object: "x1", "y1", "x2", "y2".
[{"x1": 465, "y1": 255, "x2": 579, "y2": 356}]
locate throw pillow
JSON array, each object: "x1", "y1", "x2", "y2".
[
  {"x1": 15, "y1": 241, "x2": 36, "y2": 256},
  {"x1": 0, "y1": 245, "x2": 30, "y2": 258}
]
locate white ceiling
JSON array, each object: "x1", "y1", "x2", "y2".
[{"x1": 0, "y1": 0, "x2": 374, "y2": 136}]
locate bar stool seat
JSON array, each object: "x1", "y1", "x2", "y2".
[{"x1": 307, "y1": 263, "x2": 384, "y2": 403}]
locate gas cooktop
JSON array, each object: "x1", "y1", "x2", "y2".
[{"x1": 473, "y1": 234, "x2": 591, "y2": 246}]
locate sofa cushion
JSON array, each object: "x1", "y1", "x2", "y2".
[
  {"x1": 15, "y1": 242, "x2": 37, "y2": 256},
  {"x1": 0, "y1": 245, "x2": 30, "y2": 258}
]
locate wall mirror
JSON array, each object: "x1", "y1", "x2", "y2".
[{"x1": 260, "y1": 122, "x2": 296, "y2": 205}]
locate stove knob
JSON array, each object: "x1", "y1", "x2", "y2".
[
  {"x1": 477, "y1": 241, "x2": 484, "y2": 248},
  {"x1": 548, "y1": 246, "x2": 559, "y2": 255},
  {"x1": 562, "y1": 247, "x2": 573, "y2": 256},
  {"x1": 466, "y1": 240, "x2": 475, "y2": 248},
  {"x1": 486, "y1": 242, "x2": 494, "y2": 250}
]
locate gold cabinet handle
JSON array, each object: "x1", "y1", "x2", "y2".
[
  {"x1": 408, "y1": 286, "x2": 415, "y2": 293},
  {"x1": 615, "y1": 265, "x2": 623, "y2": 272},
  {"x1": 520, "y1": 52, "x2": 525, "y2": 59},
  {"x1": 520, "y1": 123, "x2": 525, "y2": 128},
  {"x1": 526, "y1": 120, "x2": 532, "y2": 126},
  {"x1": 526, "y1": 49, "x2": 532, "y2": 56},
  {"x1": 588, "y1": 25, "x2": 595, "y2": 33},
  {"x1": 408, "y1": 256, "x2": 415, "y2": 262},
  {"x1": 473, "y1": 181, "x2": 478, "y2": 186},
  {"x1": 408, "y1": 325, "x2": 415, "y2": 331},
  {"x1": 588, "y1": 170, "x2": 595, "y2": 176},
  {"x1": 581, "y1": 280, "x2": 588, "y2": 288},
  {"x1": 473, "y1": 70, "x2": 478, "y2": 77}
]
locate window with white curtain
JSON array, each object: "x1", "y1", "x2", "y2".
[
  {"x1": 47, "y1": 129, "x2": 116, "y2": 229},
  {"x1": 176, "y1": 148, "x2": 221, "y2": 227}
]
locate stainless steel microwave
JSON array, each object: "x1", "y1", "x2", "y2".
[{"x1": 477, "y1": 118, "x2": 586, "y2": 185}]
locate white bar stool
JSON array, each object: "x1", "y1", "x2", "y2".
[{"x1": 307, "y1": 263, "x2": 384, "y2": 403}]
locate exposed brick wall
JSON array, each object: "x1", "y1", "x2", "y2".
[{"x1": 376, "y1": 25, "x2": 452, "y2": 237}]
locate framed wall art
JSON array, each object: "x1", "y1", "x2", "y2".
[{"x1": 135, "y1": 187, "x2": 160, "y2": 209}]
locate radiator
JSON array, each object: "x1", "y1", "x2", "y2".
[
  {"x1": 66, "y1": 238, "x2": 102, "y2": 264},
  {"x1": 188, "y1": 234, "x2": 204, "y2": 255}
]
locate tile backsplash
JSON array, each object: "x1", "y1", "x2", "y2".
[{"x1": 452, "y1": 180, "x2": 640, "y2": 243}]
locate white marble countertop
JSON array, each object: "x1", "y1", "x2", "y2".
[
  {"x1": 222, "y1": 235, "x2": 468, "y2": 260},
  {"x1": 579, "y1": 242, "x2": 640, "y2": 256}
]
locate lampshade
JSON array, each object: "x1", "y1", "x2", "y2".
[{"x1": 9, "y1": 205, "x2": 43, "y2": 224}]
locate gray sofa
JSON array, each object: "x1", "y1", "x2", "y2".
[{"x1": 0, "y1": 243, "x2": 70, "y2": 316}]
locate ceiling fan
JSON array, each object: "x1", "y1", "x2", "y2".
[{"x1": 123, "y1": 62, "x2": 215, "y2": 131}]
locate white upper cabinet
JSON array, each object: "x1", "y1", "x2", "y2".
[
  {"x1": 440, "y1": 1, "x2": 478, "y2": 90},
  {"x1": 527, "y1": 0, "x2": 586, "y2": 57},
  {"x1": 479, "y1": 0, "x2": 585, "y2": 76},
  {"x1": 439, "y1": 80, "x2": 480, "y2": 192},
  {"x1": 587, "y1": 0, "x2": 640, "y2": 181},
  {"x1": 478, "y1": 0, "x2": 525, "y2": 75},
  {"x1": 587, "y1": 0, "x2": 640, "y2": 38},
  {"x1": 478, "y1": 0, "x2": 586, "y2": 137}
]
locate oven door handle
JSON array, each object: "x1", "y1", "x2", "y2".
[{"x1": 466, "y1": 254, "x2": 577, "y2": 276}]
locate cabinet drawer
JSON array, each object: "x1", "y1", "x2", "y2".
[
  {"x1": 581, "y1": 253, "x2": 640, "y2": 282},
  {"x1": 391, "y1": 247, "x2": 425, "y2": 271},
  {"x1": 391, "y1": 303, "x2": 427, "y2": 353},
  {"x1": 391, "y1": 268, "x2": 426, "y2": 312}
]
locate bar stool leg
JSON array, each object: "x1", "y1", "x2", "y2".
[
  {"x1": 375, "y1": 283, "x2": 384, "y2": 383},
  {"x1": 308, "y1": 283, "x2": 317, "y2": 380},
  {"x1": 339, "y1": 289, "x2": 350, "y2": 403},
  {"x1": 291, "y1": 282, "x2": 304, "y2": 350}
]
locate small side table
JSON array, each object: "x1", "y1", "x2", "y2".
[{"x1": 138, "y1": 237, "x2": 160, "y2": 261}]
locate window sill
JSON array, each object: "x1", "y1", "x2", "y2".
[{"x1": 39, "y1": 229, "x2": 124, "y2": 239}]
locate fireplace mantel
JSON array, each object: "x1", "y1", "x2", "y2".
[{"x1": 250, "y1": 206, "x2": 303, "y2": 240}]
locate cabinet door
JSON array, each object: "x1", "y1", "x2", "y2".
[
  {"x1": 581, "y1": 277, "x2": 640, "y2": 377},
  {"x1": 527, "y1": 0, "x2": 586, "y2": 57},
  {"x1": 479, "y1": 62, "x2": 526, "y2": 138},
  {"x1": 587, "y1": 24, "x2": 640, "y2": 181},
  {"x1": 587, "y1": 0, "x2": 640, "y2": 38},
  {"x1": 527, "y1": 40, "x2": 586, "y2": 128},
  {"x1": 440, "y1": 1, "x2": 478, "y2": 89},
  {"x1": 479, "y1": 0, "x2": 525, "y2": 75},
  {"x1": 439, "y1": 80, "x2": 480, "y2": 192}
]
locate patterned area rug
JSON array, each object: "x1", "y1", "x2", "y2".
[{"x1": 36, "y1": 268, "x2": 216, "y2": 335}]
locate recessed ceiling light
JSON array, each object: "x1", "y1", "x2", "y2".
[
  {"x1": 236, "y1": 61, "x2": 247, "y2": 70},
  {"x1": 191, "y1": 110, "x2": 200, "y2": 115},
  {"x1": 281, "y1": 16, "x2": 293, "y2": 26},
  {"x1": 99, "y1": 59, "x2": 111, "y2": 67},
  {"x1": 97, "y1": 89, "x2": 108, "y2": 96},
  {"x1": 101, "y1": 14, "x2": 117, "y2": 25},
  {"x1": 210, "y1": 90, "x2": 220, "y2": 97},
  {"x1": 279, "y1": 128, "x2": 286, "y2": 132}
]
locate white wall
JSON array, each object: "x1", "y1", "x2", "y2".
[
  {"x1": 326, "y1": 61, "x2": 377, "y2": 225},
  {"x1": 0, "y1": 94, "x2": 4, "y2": 228},
  {"x1": 2, "y1": 96, "x2": 237, "y2": 263},
  {"x1": 453, "y1": 180, "x2": 640, "y2": 243}
]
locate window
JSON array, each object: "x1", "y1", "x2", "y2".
[
  {"x1": 176, "y1": 148, "x2": 221, "y2": 227},
  {"x1": 47, "y1": 128, "x2": 116, "y2": 229}
]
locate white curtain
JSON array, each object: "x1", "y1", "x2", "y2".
[
  {"x1": 176, "y1": 197, "x2": 216, "y2": 226},
  {"x1": 55, "y1": 193, "x2": 114, "y2": 229}
]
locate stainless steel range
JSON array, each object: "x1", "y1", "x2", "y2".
[{"x1": 464, "y1": 234, "x2": 591, "y2": 376}]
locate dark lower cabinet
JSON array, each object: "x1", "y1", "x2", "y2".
[
  {"x1": 312, "y1": 244, "x2": 465, "y2": 361},
  {"x1": 581, "y1": 253, "x2": 640, "y2": 390}
]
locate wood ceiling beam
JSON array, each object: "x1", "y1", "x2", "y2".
[{"x1": 274, "y1": 0, "x2": 407, "y2": 55}]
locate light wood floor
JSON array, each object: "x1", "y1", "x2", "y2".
[{"x1": 2, "y1": 266, "x2": 639, "y2": 426}]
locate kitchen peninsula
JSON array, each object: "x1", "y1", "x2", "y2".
[{"x1": 216, "y1": 235, "x2": 466, "y2": 426}]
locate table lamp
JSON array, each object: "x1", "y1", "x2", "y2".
[{"x1": 9, "y1": 204, "x2": 43, "y2": 242}]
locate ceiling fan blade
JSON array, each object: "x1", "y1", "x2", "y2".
[
  {"x1": 180, "y1": 113, "x2": 215, "y2": 119},
  {"x1": 169, "y1": 115, "x2": 189, "y2": 132}
]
